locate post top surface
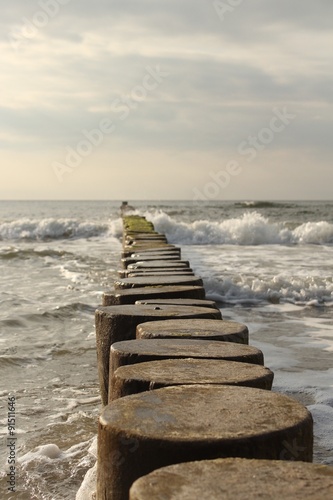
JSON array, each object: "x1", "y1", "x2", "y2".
[
  {"x1": 96, "y1": 304, "x2": 220, "y2": 318},
  {"x1": 130, "y1": 458, "x2": 333, "y2": 500},
  {"x1": 137, "y1": 318, "x2": 247, "y2": 335},
  {"x1": 111, "y1": 338, "x2": 261, "y2": 359},
  {"x1": 100, "y1": 384, "x2": 311, "y2": 440}
]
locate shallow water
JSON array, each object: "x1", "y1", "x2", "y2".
[{"x1": 0, "y1": 200, "x2": 332, "y2": 499}]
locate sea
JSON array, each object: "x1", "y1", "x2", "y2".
[{"x1": 0, "y1": 199, "x2": 332, "y2": 499}]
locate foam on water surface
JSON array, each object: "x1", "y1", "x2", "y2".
[
  {"x1": 146, "y1": 209, "x2": 333, "y2": 246},
  {"x1": 181, "y1": 242, "x2": 333, "y2": 306}
]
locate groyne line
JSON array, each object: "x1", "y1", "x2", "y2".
[{"x1": 85, "y1": 207, "x2": 333, "y2": 500}]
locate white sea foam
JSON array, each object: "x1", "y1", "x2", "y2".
[
  {"x1": 293, "y1": 221, "x2": 333, "y2": 245},
  {"x1": 142, "y1": 210, "x2": 333, "y2": 305},
  {"x1": 203, "y1": 273, "x2": 333, "y2": 306},
  {"x1": 145, "y1": 210, "x2": 333, "y2": 246},
  {"x1": 2, "y1": 211, "x2": 332, "y2": 246},
  {"x1": 18, "y1": 439, "x2": 94, "y2": 467},
  {"x1": 108, "y1": 218, "x2": 123, "y2": 238},
  {"x1": 0, "y1": 217, "x2": 123, "y2": 241},
  {"x1": 18, "y1": 444, "x2": 63, "y2": 464},
  {"x1": 76, "y1": 463, "x2": 97, "y2": 500},
  {"x1": 76, "y1": 437, "x2": 97, "y2": 500}
]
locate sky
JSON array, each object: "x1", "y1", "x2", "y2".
[{"x1": 1, "y1": 0, "x2": 332, "y2": 200}]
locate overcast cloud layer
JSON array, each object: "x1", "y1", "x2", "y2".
[{"x1": 1, "y1": 0, "x2": 332, "y2": 200}]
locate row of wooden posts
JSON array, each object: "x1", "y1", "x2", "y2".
[{"x1": 93, "y1": 210, "x2": 333, "y2": 499}]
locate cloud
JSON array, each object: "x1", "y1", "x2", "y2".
[{"x1": 0, "y1": 1, "x2": 332, "y2": 198}]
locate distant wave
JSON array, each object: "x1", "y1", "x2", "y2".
[
  {"x1": 0, "y1": 218, "x2": 123, "y2": 241},
  {"x1": 145, "y1": 210, "x2": 333, "y2": 246},
  {"x1": 234, "y1": 201, "x2": 293, "y2": 209}
]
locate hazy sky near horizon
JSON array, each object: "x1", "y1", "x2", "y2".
[{"x1": 1, "y1": 0, "x2": 332, "y2": 200}]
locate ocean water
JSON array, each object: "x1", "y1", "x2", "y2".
[{"x1": 0, "y1": 200, "x2": 332, "y2": 499}]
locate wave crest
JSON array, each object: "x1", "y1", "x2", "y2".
[
  {"x1": 204, "y1": 275, "x2": 333, "y2": 306},
  {"x1": 145, "y1": 210, "x2": 333, "y2": 246},
  {"x1": 0, "y1": 218, "x2": 123, "y2": 241}
]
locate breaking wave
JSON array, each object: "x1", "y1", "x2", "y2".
[
  {"x1": 145, "y1": 210, "x2": 333, "y2": 246},
  {"x1": 0, "y1": 218, "x2": 123, "y2": 241},
  {"x1": 203, "y1": 275, "x2": 333, "y2": 306}
]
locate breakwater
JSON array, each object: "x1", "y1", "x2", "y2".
[{"x1": 82, "y1": 207, "x2": 333, "y2": 499}]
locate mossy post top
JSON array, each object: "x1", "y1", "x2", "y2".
[{"x1": 123, "y1": 215, "x2": 156, "y2": 234}]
